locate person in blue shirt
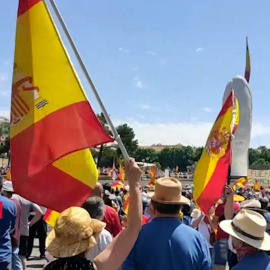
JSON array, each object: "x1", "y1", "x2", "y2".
[
  {"x1": 122, "y1": 177, "x2": 212, "y2": 270},
  {"x1": 220, "y1": 209, "x2": 270, "y2": 270},
  {"x1": 0, "y1": 176, "x2": 17, "y2": 270}
]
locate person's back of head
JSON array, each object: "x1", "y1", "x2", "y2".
[
  {"x1": 82, "y1": 196, "x2": 105, "y2": 221},
  {"x1": 92, "y1": 183, "x2": 103, "y2": 198},
  {"x1": 151, "y1": 200, "x2": 181, "y2": 216}
]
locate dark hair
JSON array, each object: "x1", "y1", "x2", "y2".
[
  {"x1": 82, "y1": 196, "x2": 105, "y2": 219},
  {"x1": 151, "y1": 200, "x2": 181, "y2": 215},
  {"x1": 181, "y1": 204, "x2": 191, "y2": 216},
  {"x1": 0, "y1": 176, "x2": 3, "y2": 188}
]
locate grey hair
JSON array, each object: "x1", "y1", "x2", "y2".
[{"x1": 82, "y1": 196, "x2": 105, "y2": 220}]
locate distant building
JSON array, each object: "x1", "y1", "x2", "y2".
[{"x1": 140, "y1": 143, "x2": 183, "y2": 153}]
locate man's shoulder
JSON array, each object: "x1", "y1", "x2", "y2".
[
  {"x1": 105, "y1": 205, "x2": 117, "y2": 215},
  {"x1": 0, "y1": 195, "x2": 16, "y2": 209},
  {"x1": 140, "y1": 218, "x2": 200, "y2": 236},
  {"x1": 99, "y1": 229, "x2": 113, "y2": 244},
  {"x1": 232, "y1": 252, "x2": 270, "y2": 270}
]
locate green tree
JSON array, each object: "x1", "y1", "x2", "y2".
[
  {"x1": 252, "y1": 158, "x2": 269, "y2": 166},
  {"x1": 116, "y1": 124, "x2": 138, "y2": 157},
  {"x1": 134, "y1": 148, "x2": 158, "y2": 163},
  {"x1": 259, "y1": 148, "x2": 270, "y2": 164},
  {"x1": 158, "y1": 148, "x2": 174, "y2": 169},
  {"x1": 248, "y1": 148, "x2": 261, "y2": 165},
  {"x1": 194, "y1": 147, "x2": 204, "y2": 161},
  {"x1": 96, "y1": 113, "x2": 112, "y2": 167},
  {"x1": 97, "y1": 147, "x2": 118, "y2": 167}
]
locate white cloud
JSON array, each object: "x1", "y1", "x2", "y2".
[
  {"x1": 118, "y1": 47, "x2": 129, "y2": 53},
  {"x1": 112, "y1": 119, "x2": 270, "y2": 147},
  {"x1": 147, "y1": 51, "x2": 157, "y2": 57},
  {"x1": 140, "y1": 104, "x2": 150, "y2": 110},
  {"x1": 136, "y1": 80, "x2": 143, "y2": 89},
  {"x1": 196, "y1": 47, "x2": 203, "y2": 53},
  {"x1": 0, "y1": 73, "x2": 8, "y2": 82},
  {"x1": 203, "y1": 107, "x2": 212, "y2": 113},
  {"x1": 134, "y1": 77, "x2": 144, "y2": 89}
]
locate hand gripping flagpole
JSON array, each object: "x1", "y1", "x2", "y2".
[{"x1": 47, "y1": 0, "x2": 129, "y2": 161}]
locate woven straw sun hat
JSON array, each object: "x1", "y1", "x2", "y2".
[
  {"x1": 46, "y1": 207, "x2": 106, "y2": 258},
  {"x1": 220, "y1": 209, "x2": 270, "y2": 251},
  {"x1": 149, "y1": 177, "x2": 190, "y2": 205}
]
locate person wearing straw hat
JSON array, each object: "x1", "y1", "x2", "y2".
[
  {"x1": 122, "y1": 177, "x2": 212, "y2": 270},
  {"x1": 220, "y1": 209, "x2": 270, "y2": 270},
  {"x1": 44, "y1": 159, "x2": 142, "y2": 270},
  {"x1": 224, "y1": 186, "x2": 270, "y2": 269}
]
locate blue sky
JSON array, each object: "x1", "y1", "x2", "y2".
[{"x1": 1, "y1": 0, "x2": 270, "y2": 147}]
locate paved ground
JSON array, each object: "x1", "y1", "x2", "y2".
[{"x1": 26, "y1": 239, "x2": 46, "y2": 270}]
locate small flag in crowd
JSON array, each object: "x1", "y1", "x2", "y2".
[
  {"x1": 111, "y1": 181, "x2": 124, "y2": 191},
  {"x1": 193, "y1": 91, "x2": 239, "y2": 214},
  {"x1": 44, "y1": 209, "x2": 59, "y2": 227},
  {"x1": 10, "y1": 0, "x2": 114, "y2": 212},
  {"x1": 254, "y1": 180, "x2": 261, "y2": 191},
  {"x1": 232, "y1": 177, "x2": 247, "y2": 190},
  {"x1": 119, "y1": 161, "x2": 125, "y2": 182},
  {"x1": 245, "y1": 37, "x2": 251, "y2": 83},
  {"x1": 148, "y1": 167, "x2": 156, "y2": 186},
  {"x1": 123, "y1": 195, "x2": 130, "y2": 215}
]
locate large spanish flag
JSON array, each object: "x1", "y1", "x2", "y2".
[
  {"x1": 245, "y1": 37, "x2": 251, "y2": 83},
  {"x1": 10, "y1": 0, "x2": 114, "y2": 212},
  {"x1": 193, "y1": 91, "x2": 239, "y2": 214}
]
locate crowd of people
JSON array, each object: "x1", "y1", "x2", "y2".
[{"x1": 0, "y1": 160, "x2": 270, "y2": 270}]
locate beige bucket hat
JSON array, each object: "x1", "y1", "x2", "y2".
[
  {"x1": 220, "y1": 209, "x2": 270, "y2": 251},
  {"x1": 46, "y1": 207, "x2": 106, "y2": 258}
]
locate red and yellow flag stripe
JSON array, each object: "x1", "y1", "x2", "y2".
[
  {"x1": 193, "y1": 91, "x2": 239, "y2": 214},
  {"x1": 11, "y1": 0, "x2": 113, "y2": 212}
]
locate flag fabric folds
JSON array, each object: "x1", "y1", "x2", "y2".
[
  {"x1": 10, "y1": 0, "x2": 114, "y2": 212},
  {"x1": 245, "y1": 37, "x2": 251, "y2": 83},
  {"x1": 193, "y1": 91, "x2": 239, "y2": 214}
]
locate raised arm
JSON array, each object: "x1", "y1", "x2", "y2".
[
  {"x1": 94, "y1": 159, "x2": 142, "y2": 270},
  {"x1": 224, "y1": 186, "x2": 234, "y2": 220}
]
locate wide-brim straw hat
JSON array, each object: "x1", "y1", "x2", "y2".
[
  {"x1": 220, "y1": 209, "x2": 270, "y2": 251},
  {"x1": 149, "y1": 177, "x2": 190, "y2": 205},
  {"x1": 46, "y1": 207, "x2": 106, "y2": 258}
]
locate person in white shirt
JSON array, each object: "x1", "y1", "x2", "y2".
[
  {"x1": 191, "y1": 209, "x2": 214, "y2": 257},
  {"x1": 82, "y1": 196, "x2": 113, "y2": 260},
  {"x1": 45, "y1": 197, "x2": 113, "y2": 263}
]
